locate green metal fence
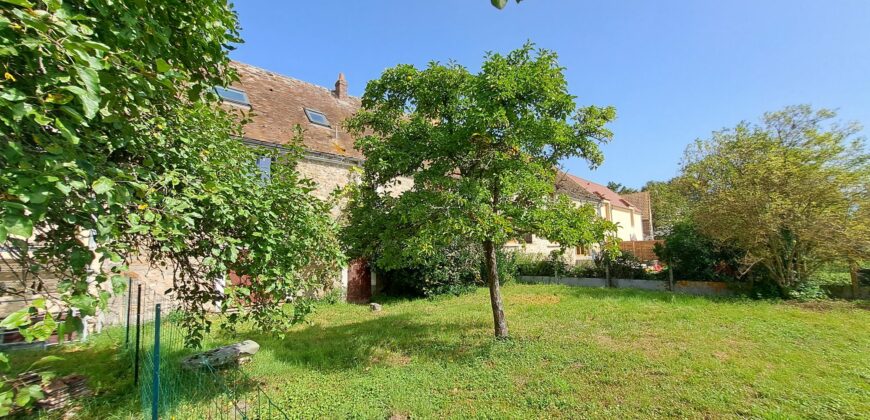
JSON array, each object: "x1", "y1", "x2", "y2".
[{"x1": 128, "y1": 282, "x2": 289, "y2": 419}]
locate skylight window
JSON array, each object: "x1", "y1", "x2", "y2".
[
  {"x1": 214, "y1": 86, "x2": 250, "y2": 106},
  {"x1": 304, "y1": 108, "x2": 331, "y2": 127}
]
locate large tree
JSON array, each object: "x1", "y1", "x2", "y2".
[
  {"x1": 344, "y1": 44, "x2": 616, "y2": 338},
  {"x1": 680, "y1": 105, "x2": 869, "y2": 292},
  {"x1": 0, "y1": 0, "x2": 342, "y2": 348},
  {"x1": 642, "y1": 178, "x2": 693, "y2": 238}
]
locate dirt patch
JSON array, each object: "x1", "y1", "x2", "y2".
[
  {"x1": 510, "y1": 294, "x2": 561, "y2": 305},
  {"x1": 369, "y1": 347, "x2": 411, "y2": 367}
]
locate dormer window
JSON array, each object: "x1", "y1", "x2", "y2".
[
  {"x1": 304, "y1": 108, "x2": 331, "y2": 127},
  {"x1": 214, "y1": 86, "x2": 250, "y2": 106}
]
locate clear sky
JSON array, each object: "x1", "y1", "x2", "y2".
[{"x1": 229, "y1": 0, "x2": 870, "y2": 189}]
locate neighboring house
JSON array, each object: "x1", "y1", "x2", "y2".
[
  {"x1": 621, "y1": 191, "x2": 654, "y2": 240},
  {"x1": 505, "y1": 172, "x2": 645, "y2": 263}
]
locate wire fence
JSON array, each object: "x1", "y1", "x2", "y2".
[{"x1": 124, "y1": 281, "x2": 290, "y2": 419}]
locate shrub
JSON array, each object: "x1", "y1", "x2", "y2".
[
  {"x1": 515, "y1": 251, "x2": 569, "y2": 277},
  {"x1": 593, "y1": 251, "x2": 652, "y2": 279},
  {"x1": 654, "y1": 221, "x2": 743, "y2": 281},
  {"x1": 378, "y1": 241, "x2": 518, "y2": 298}
]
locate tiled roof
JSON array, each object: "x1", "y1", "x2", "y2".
[
  {"x1": 555, "y1": 171, "x2": 601, "y2": 202},
  {"x1": 561, "y1": 173, "x2": 636, "y2": 210},
  {"x1": 229, "y1": 61, "x2": 363, "y2": 159}
]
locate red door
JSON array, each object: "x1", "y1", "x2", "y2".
[{"x1": 346, "y1": 259, "x2": 371, "y2": 304}]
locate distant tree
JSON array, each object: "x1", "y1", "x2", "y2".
[
  {"x1": 606, "y1": 181, "x2": 638, "y2": 195},
  {"x1": 344, "y1": 44, "x2": 617, "y2": 338},
  {"x1": 680, "y1": 105, "x2": 869, "y2": 293},
  {"x1": 642, "y1": 179, "x2": 692, "y2": 237}
]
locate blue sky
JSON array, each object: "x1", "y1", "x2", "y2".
[{"x1": 229, "y1": 0, "x2": 870, "y2": 189}]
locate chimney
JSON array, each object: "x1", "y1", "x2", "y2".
[{"x1": 334, "y1": 72, "x2": 348, "y2": 99}]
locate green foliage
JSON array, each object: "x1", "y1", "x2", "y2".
[
  {"x1": 342, "y1": 44, "x2": 616, "y2": 336},
  {"x1": 680, "y1": 105, "x2": 869, "y2": 292},
  {"x1": 592, "y1": 250, "x2": 650, "y2": 280},
  {"x1": 654, "y1": 221, "x2": 743, "y2": 281},
  {"x1": 0, "y1": 0, "x2": 342, "y2": 347},
  {"x1": 642, "y1": 178, "x2": 692, "y2": 237},
  {"x1": 606, "y1": 181, "x2": 638, "y2": 194},
  {"x1": 378, "y1": 242, "x2": 518, "y2": 298},
  {"x1": 491, "y1": 0, "x2": 523, "y2": 9}
]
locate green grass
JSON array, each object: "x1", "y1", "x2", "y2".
[{"x1": 9, "y1": 284, "x2": 870, "y2": 418}]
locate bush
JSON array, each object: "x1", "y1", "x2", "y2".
[
  {"x1": 377, "y1": 242, "x2": 517, "y2": 298},
  {"x1": 654, "y1": 221, "x2": 743, "y2": 281},
  {"x1": 515, "y1": 251, "x2": 569, "y2": 277},
  {"x1": 515, "y1": 250, "x2": 655, "y2": 280}
]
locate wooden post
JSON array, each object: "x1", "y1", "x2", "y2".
[
  {"x1": 850, "y1": 261, "x2": 859, "y2": 299},
  {"x1": 668, "y1": 259, "x2": 675, "y2": 292}
]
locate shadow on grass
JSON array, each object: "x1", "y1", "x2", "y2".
[{"x1": 241, "y1": 313, "x2": 497, "y2": 372}]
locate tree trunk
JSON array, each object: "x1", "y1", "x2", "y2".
[
  {"x1": 850, "y1": 261, "x2": 860, "y2": 299},
  {"x1": 483, "y1": 239, "x2": 508, "y2": 339}
]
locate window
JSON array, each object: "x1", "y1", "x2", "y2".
[
  {"x1": 523, "y1": 233, "x2": 534, "y2": 244},
  {"x1": 304, "y1": 108, "x2": 331, "y2": 127},
  {"x1": 256, "y1": 156, "x2": 271, "y2": 181},
  {"x1": 576, "y1": 244, "x2": 588, "y2": 256},
  {"x1": 214, "y1": 86, "x2": 250, "y2": 106}
]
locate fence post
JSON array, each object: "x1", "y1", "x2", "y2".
[
  {"x1": 134, "y1": 284, "x2": 142, "y2": 386},
  {"x1": 668, "y1": 259, "x2": 675, "y2": 292},
  {"x1": 124, "y1": 277, "x2": 132, "y2": 348},
  {"x1": 151, "y1": 303, "x2": 161, "y2": 420}
]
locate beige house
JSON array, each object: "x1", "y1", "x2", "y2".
[{"x1": 505, "y1": 172, "x2": 645, "y2": 263}]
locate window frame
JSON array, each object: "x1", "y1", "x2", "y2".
[
  {"x1": 304, "y1": 108, "x2": 331, "y2": 128},
  {"x1": 214, "y1": 86, "x2": 251, "y2": 106}
]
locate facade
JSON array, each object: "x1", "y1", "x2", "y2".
[
  {"x1": 621, "y1": 191, "x2": 654, "y2": 240},
  {"x1": 506, "y1": 172, "x2": 645, "y2": 263},
  {"x1": 226, "y1": 62, "x2": 364, "y2": 204}
]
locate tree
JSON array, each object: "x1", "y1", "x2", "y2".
[
  {"x1": 491, "y1": 0, "x2": 524, "y2": 9},
  {"x1": 680, "y1": 105, "x2": 869, "y2": 292},
  {"x1": 606, "y1": 181, "x2": 638, "y2": 194},
  {"x1": 0, "y1": 0, "x2": 342, "y2": 350},
  {"x1": 344, "y1": 44, "x2": 616, "y2": 338},
  {"x1": 642, "y1": 178, "x2": 692, "y2": 237}
]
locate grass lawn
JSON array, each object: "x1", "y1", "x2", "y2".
[{"x1": 9, "y1": 284, "x2": 870, "y2": 418}]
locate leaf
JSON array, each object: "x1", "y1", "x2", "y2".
[
  {"x1": 3, "y1": 214, "x2": 32, "y2": 238},
  {"x1": 155, "y1": 58, "x2": 170, "y2": 73},
  {"x1": 0, "y1": 88, "x2": 25, "y2": 101},
  {"x1": 491, "y1": 0, "x2": 509, "y2": 9},
  {"x1": 91, "y1": 177, "x2": 115, "y2": 194},
  {"x1": 111, "y1": 275, "x2": 127, "y2": 294},
  {"x1": 76, "y1": 65, "x2": 100, "y2": 96},
  {"x1": 31, "y1": 298, "x2": 45, "y2": 309},
  {"x1": 0, "y1": 0, "x2": 33, "y2": 8},
  {"x1": 30, "y1": 355, "x2": 63, "y2": 367},
  {"x1": 62, "y1": 86, "x2": 99, "y2": 119},
  {"x1": 15, "y1": 384, "x2": 43, "y2": 407},
  {"x1": 0, "y1": 308, "x2": 31, "y2": 329}
]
